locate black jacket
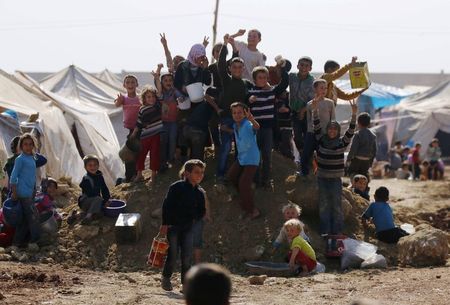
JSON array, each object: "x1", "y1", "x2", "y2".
[{"x1": 79, "y1": 170, "x2": 110, "y2": 203}]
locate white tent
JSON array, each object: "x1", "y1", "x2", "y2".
[
  {"x1": 96, "y1": 69, "x2": 124, "y2": 90},
  {"x1": 14, "y1": 71, "x2": 124, "y2": 185},
  {"x1": 380, "y1": 80, "x2": 450, "y2": 155},
  {"x1": 0, "y1": 70, "x2": 85, "y2": 182},
  {"x1": 39, "y1": 65, "x2": 128, "y2": 147}
]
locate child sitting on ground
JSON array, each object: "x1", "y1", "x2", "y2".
[
  {"x1": 349, "y1": 175, "x2": 370, "y2": 201},
  {"x1": 362, "y1": 187, "x2": 409, "y2": 244},
  {"x1": 273, "y1": 202, "x2": 310, "y2": 252},
  {"x1": 396, "y1": 162, "x2": 412, "y2": 180},
  {"x1": 35, "y1": 178, "x2": 62, "y2": 227},
  {"x1": 78, "y1": 155, "x2": 110, "y2": 225},
  {"x1": 284, "y1": 219, "x2": 317, "y2": 275}
]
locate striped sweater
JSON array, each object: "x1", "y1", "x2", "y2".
[
  {"x1": 247, "y1": 69, "x2": 288, "y2": 128},
  {"x1": 313, "y1": 110, "x2": 356, "y2": 178},
  {"x1": 136, "y1": 103, "x2": 163, "y2": 139}
]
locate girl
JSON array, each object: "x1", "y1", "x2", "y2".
[
  {"x1": 132, "y1": 86, "x2": 163, "y2": 183},
  {"x1": 426, "y1": 138, "x2": 442, "y2": 180},
  {"x1": 10, "y1": 133, "x2": 41, "y2": 248}
]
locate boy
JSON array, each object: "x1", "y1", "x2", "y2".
[
  {"x1": 226, "y1": 103, "x2": 260, "y2": 219},
  {"x1": 184, "y1": 263, "x2": 232, "y2": 305},
  {"x1": 320, "y1": 57, "x2": 367, "y2": 105},
  {"x1": 347, "y1": 112, "x2": 377, "y2": 179},
  {"x1": 362, "y1": 187, "x2": 409, "y2": 244},
  {"x1": 248, "y1": 64, "x2": 289, "y2": 188},
  {"x1": 115, "y1": 74, "x2": 141, "y2": 182},
  {"x1": 284, "y1": 218, "x2": 317, "y2": 274},
  {"x1": 228, "y1": 29, "x2": 265, "y2": 80},
  {"x1": 411, "y1": 142, "x2": 422, "y2": 180},
  {"x1": 216, "y1": 34, "x2": 252, "y2": 183},
  {"x1": 275, "y1": 91, "x2": 294, "y2": 160},
  {"x1": 300, "y1": 79, "x2": 335, "y2": 176},
  {"x1": 78, "y1": 155, "x2": 110, "y2": 225},
  {"x1": 312, "y1": 96, "x2": 357, "y2": 237},
  {"x1": 159, "y1": 159, "x2": 206, "y2": 291},
  {"x1": 273, "y1": 203, "x2": 310, "y2": 252},
  {"x1": 349, "y1": 175, "x2": 370, "y2": 201},
  {"x1": 289, "y1": 56, "x2": 315, "y2": 157}
]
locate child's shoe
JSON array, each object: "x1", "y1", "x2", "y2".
[{"x1": 161, "y1": 276, "x2": 173, "y2": 291}]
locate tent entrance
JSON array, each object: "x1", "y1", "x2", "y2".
[{"x1": 435, "y1": 130, "x2": 450, "y2": 158}]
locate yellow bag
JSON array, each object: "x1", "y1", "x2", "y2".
[{"x1": 349, "y1": 62, "x2": 370, "y2": 89}]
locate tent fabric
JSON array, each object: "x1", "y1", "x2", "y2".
[
  {"x1": 0, "y1": 70, "x2": 85, "y2": 182},
  {"x1": 96, "y1": 69, "x2": 124, "y2": 90},
  {"x1": 380, "y1": 80, "x2": 450, "y2": 152}
]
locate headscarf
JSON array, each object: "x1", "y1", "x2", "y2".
[
  {"x1": 321, "y1": 121, "x2": 341, "y2": 149},
  {"x1": 187, "y1": 44, "x2": 206, "y2": 66}
]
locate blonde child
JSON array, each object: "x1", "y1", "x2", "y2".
[
  {"x1": 284, "y1": 219, "x2": 317, "y2": 275},
  {"x1": 273, "y1": 203, "x2": 310, "y2": 251},
  {"x1": 131, "y1": 86, "x2": 163, "y2": 183}
]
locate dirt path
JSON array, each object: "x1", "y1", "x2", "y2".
[{"x1": 0, "y1": 262, "x2": 449, "y2": 305}]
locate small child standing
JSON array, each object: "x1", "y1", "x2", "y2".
[
  {"x1": 273, "y1": 203, "x2": 310, "y2": 252},
  {"x1": 411, "y1": 142, "x2": 422, "y2": 180},
  {"x1": 362, "y1": 187, "x2": 409, "y2": 244},
  {"x1": 78, "y1": 155, "x2": 110, "y2": 225},
  {"x1": 347, "y1": 112, "x2": 377, "y2": 179},
  {"x1": 426, "y1": 138, "x2": 442, "y2": 180},
  {"x1": 226, "y1": 103, "x2": 260, "y2": 220},
  {"x1": 10, "y1": 133, "x2": 41, "y2": 248},
  {"x1": 349, "y1": 175, "x2": 370, "y2": 201},
  {"x1": 132, "y1": 86, "x2": 163, "y2": 183},
  {"x1": 115, "y1": 75, "x2": 141, "y2": 182},
  {"x1": 284, "y1": 219, "x2": 317, "y2": 275}
]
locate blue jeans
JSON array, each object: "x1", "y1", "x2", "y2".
[
  {"x1": 160, "y1": 121, "x2": 177, "y2": 166},
  {"x1": 300, "y1": 132, "x2": 318, "y2": 175},
  {"x1": 256, "y1": 127, "x2": 273, "y2": 184},
  {"x1": 217, "y1": 117, "x2": 234, "y2": 178},
  {"x1": 162, "y1": 224, "x2": 194, "y2": 284},
  {"x1": 13, "y1": 197, "x2": 41, "y2": 245},
  {"x1": 317, "y1": 177, "x2": 343, "y2": 235}
]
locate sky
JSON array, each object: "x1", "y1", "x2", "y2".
[{"x1": 0, "y1": 0, "x2": 449, "y2": 74}]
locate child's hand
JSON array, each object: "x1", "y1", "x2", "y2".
[
  {"x1": 237, "y1": 29, "x2": 246, "y2": 36},
  {"x1": 351, "y1": 56, "x2": 358, "y2": 66},
  {"x1": 160, "y1": 33, "x2": 167, "y2": 46},
  {"x1": 157, "y1": 63, "x2": 164, "y2": 70},
  {"x1": 349, "y1": 99, "x2": 358, "y2": 114},
  {"x1": 249, "y1": 95, "x2": 257, "y2": 104},
  {"x1": 176, "y1": 96, "x2": 185, "y2": 103},
  {"x1": 245, "y1": 109, "x2": 254, "y2": 120},
  {"x1": 203, "y1": 36, "x2": 209, "y2": 48},
  {"x1": 278, "y1": 106, "x2": 289, "y2": 113},
  {"x1": 289, "y1": 261, "x2": 297, "y2": 270},
  {"x1": 150, "y1": 71, "x2": 159, "y2": 78},
  {"x1": 116, "y1": 93, "x2": 125, "y2": 104}
]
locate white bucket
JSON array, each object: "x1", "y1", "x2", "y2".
[
  {"x1": 177, "y1": 97, "x2": 191, "y2": 110},
  {"x1": 186, "y1": 82, "x2": 204, "y2": 103}
]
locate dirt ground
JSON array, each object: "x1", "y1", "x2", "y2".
[{"x1": 0, "y1": 157, "x2": 449, "y2": 305}]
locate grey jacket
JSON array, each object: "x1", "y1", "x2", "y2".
[{"x1": 347, "y1": 127, "x2": 377, "y2": 162}]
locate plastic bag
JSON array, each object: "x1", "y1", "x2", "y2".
[
  {"x1": 313, "y1": 261, "x2": 326, "y2": 273},
  {"x1": 400, "y1": 223, "x2": 415, "y2": 235},
  {"x1": 342, "y1": 238, "x2": 377, "y2": 260},
  {"x1": 340, "y1": 250, "x2": 364, "y2": 270},
  {"x1": 361, "y1": 254, "x2": 387, "y2": 269}
]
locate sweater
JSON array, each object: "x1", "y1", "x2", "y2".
[
  {"x1": 313, "y1": 110, "x2": 356, "y2": 178},
  {"x1": 347, "y1": 127, "x2": 377, "y2": 162},
  {"x1": 136, "y1": 103, "x2": 163, "y2": 139},
  {"x1": 174, "y1": 60, "x2": 211, "y2": 94},
  {"x1": 306, "y1": 98, "x2": 335, "y2": 133},
  {"x1": 288, "y1": 73, "x2": 315, "y2": 112},
  {"x1": 79, "y1": 170, "x2": 110, "y2": 203},
  {"x1": 9, "y1": 153, "x2": 36, "y2": 198},
  {"x1": 320, "y1": 64, "x2": 364, "y2": 104}
]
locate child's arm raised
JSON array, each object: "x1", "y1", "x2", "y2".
[
  {"x1": 218, "y1": 34, "x2": 231, "y2": 84},
  {"x1": 246, "y1": 109, "x2": 260, "y2": 130},
  {"x1": 160, "y1": 33, "x2": 174, "y2": 73},
  {"x1": 152, "y1": 64, "x2": 164, "y2": 96},
  {"x1": 273, "y1": 60, "x2": 289, "y2": 96},
  {"x1": 342, "y1": 99, "x2": 358, "y2": 146},
  {"x1": 230, "y1": 29, "x2": 246, "y2": 39},
  {"x1": 114, "y1": 93, "x2": 125, "y2": 107},
  {"x1": 337, "y1": 87, "x2": 367, "y2": 101},
  {"x1": 311, "y1": 96, "x2": 322, "y2": 140},
  {"x1": 322, "y1": 56, "x2": 357, "y2": 82}
]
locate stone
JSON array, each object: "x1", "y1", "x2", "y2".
[
  {"x1": 151, "y1": 208, "x2": 162, "y2": 219},
  {"x1": 0, "y1": 254, "x2": 12, "y2": 261},
  {"x1": 248, "y1": 275, "x2": 267, "y2": 285},
  {"x1": 398, "y1": 227, "x2": 449, "y2": 267},
  {"x1": 0, "y1": 247, "x2": 5, "y2": 254},
  {"x1": 242, "y1": 245, "x2": 265, "y2": 261},
  {"x1": 73, "y1": 224, "x2": 99, "y2": 241}
]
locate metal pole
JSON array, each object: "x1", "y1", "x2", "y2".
[{"x1": 211, "y1": 0, "x2": 220, "y2": 63}]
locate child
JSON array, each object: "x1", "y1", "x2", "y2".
[
  {"x1": 153, "y1": 64, "x2": 183, "y2": 171},
  {"x1": 411, "y1": 142, "x2": 422, "y2": 180},
  {"x1": 275, "y1": 91, "x2": 294, "y2": 160},
  {"x1": 300, "y1": 79, "x2": 336, "y2": 176},
  {"x1": 78, "y1": 155, "x2": 110, "y2": 225},
  {"x1": 289, "y1": 56, "x2": 315, "y2": 159},
  {"x1": 426, "y1": 138, "x2": 442, "y2": 180},
  {"x1": 228, "y1": 29, "x2": 265, "y2": 80},
  {"x1": 226, "y1": 103, "x2": 260, "y2": 219},
  {"x1": 284, "y1": 218, "x2": 317, "y2": 274},
  {"x1": 114, "y1": 74, "x2": 141, "y2": 182},
  {"x1": 131, "y1": 86, "x2": 163, "y2": 183},
  {"x1": 349, "y1": 175, "x2": 369, "y2": 201},
  {"x1": 10, "y1": 133, "x2": 41, "y2": 248},
  {"x1": 35, "y1": 178, "x2": 62, "y2": 227},
  {"x1": 159, "y1": 159, "x2": 206, "y2": 291},
  {"x1": 184, "y1": 263, "x2": 232, "y2": 305},
  {"x1": 420, "y1": 161, "x2": 430, "y2": 181},
  {"x1": 273, "y1": 203, "x2": 310, "y2": 252},
  {"x1": 396, "y1": 162, "x2": 412, "y2": 180},
  {"x1": 312, "y1": 96, "x2": 357, "y2": 237},
  {"x1": 362, "y1": 187, "x2": 409, "y2": 244},
  {"x1": 320, "y1": 57, "x2": 367, "y2": 105},
  {"x1": 248, "y1": 64, "x2": 289, "y2": 188},
  {"x1": 159, "y1": 33, "x2": 185, "y2": 74}
]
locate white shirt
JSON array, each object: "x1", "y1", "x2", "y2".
[{"x1": 235, "y1": 41, "x2": 265, "y2": 81}]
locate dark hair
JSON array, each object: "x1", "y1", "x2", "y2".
[
  {"x1": 298, "y1": 56, "x2": 313, "y2": 66},
  {"x1": 212, "y1": 43, "x2": 223, "y2": 56},
  {"x1": 394, "y1": 141, "x2": 402, "y2": 146},
  {"x1": 10, "y1": 136, "x2": 20, "y2": 154},
  {"x1": 324, "y1": 60, "x2": 340, "y2": 72},
  {"x1": 357, "y1": 112, "x2": 371, "y2": 127},
  {"x1": 374, "y1": 187, "x2": 389, "y2": 202},
  {"x1": 184, "y1": 263, "x2": 232, "y2": 305},
  {"x1": 249, "y1": 29, "x2": 262, "y2": 39},
  {"x1": 83, "y1": 154, "x2": 99, "y2": 166},
  {"x1": 251, "y1": 66, "x2": 269, "y2": 81},
  {"x1": 123, "y1": 74, "x2": 138, "y2": 85},
  {"x1": 230, "y1": 102, "x2": 248, "y2": 111},
  {"x1": 422, "y1": 160, "x2": 429, "y2": 166},
  {"x1": 19, "y1": 133, "x2": 37, "y2": 150},
  {"x1": 313, "y1": 78, "x2": 327, "y2": 88},
  {"x1": 179, "y1": 159, "x2": 206, "y2": 178}
]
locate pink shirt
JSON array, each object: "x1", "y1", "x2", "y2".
[{"x1": 123, "y1": 96, "x2": 141, "y2": 130}]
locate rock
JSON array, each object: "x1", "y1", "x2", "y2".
[
  {"x1": 151, "y1": 208, "x2": 162, "y2": 219},
  {"x1": 398, "y1": 227, "x2": 449, "y2": 267},
  {"x1": 341, "y1": 198, "x2": 352, "y2": 219},
  {"x1": 0, "y1": 247, "x2": 5, "y2": 254},
  {"x1": 242, "y1": 245, "x2": 265, "y2": 261},
  {"x1": 248, "y1": 275, "x2": 267, "y2": 285},
  {"x1": 27, "y1": 243, "x2": 40, "y2": 253},
  {"x1": 73, "y1": 224, "x2": 99, "y2": 241},
  {"x1": 41, "y1": 257, "x2": 55, "y2": 264},
  {"x1": 0, "y1": 254, "x2": 12, "y2": 261}
]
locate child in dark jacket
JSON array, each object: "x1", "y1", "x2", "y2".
[
  {"x1": 275, "y1": 91, "x2": 294, "y2": 160},
  {"x1": 78, "y1": 155, "x2": 110, "y2": 225}
]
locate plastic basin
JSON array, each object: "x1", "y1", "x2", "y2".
[
  {"x1": 1, "y1": 199, "x2": 22, "y2": 227},
  {"x1": 186, "y1": 82, "x2": 204, "y2": 103},
  {"x1": 245, "y1": 261, "x2": 295, "y2": 277},
  {"x1": 103, "y1": 199, "x2": 126, "y2": 218}
]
